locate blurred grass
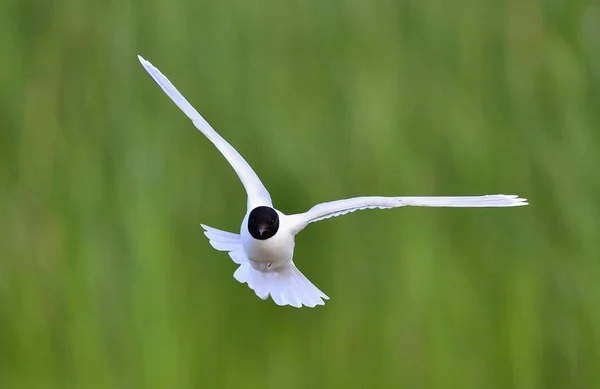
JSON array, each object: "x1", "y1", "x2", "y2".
[{"x1": 1, "y1": 0, "x2": 599, "y2": 388}]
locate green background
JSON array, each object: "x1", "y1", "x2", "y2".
[{"x1": 1, "y1": 0, "x2": 599, "y2": 388}]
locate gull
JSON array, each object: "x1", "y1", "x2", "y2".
[{"x1": 138, "y1": 55, "x2": 528, "y2": 308}]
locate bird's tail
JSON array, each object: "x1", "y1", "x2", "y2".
[
  {"x1": 233, "y1": 262, "x2": 329, "y2": 308},
  {"x1": 201, "y1": 224, "x2": 329, "y2": 308}
]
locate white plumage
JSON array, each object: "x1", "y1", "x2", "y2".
[
  {"x1": 201, "y1": 223, "x2": 329, "y2": 307},
  {"x1": 138, "y1": 55, "x2": 529, "y2": 308}
]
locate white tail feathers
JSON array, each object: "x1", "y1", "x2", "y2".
[
  {"x1": 201, "y1": 224, "x2": 329, "y2": 308},
  {"x1": 233, "y1": 262, "x2": 329, "y2": 308}
]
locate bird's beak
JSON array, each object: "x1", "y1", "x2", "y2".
[{"x1": 258, "y1": 225, "x2": 267, "y2": 236}]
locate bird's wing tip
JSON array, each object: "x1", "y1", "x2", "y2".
[
  {"x1": 137, "y1": 55, "x2": 149, "y2": 66},
  {"x1": 501, "y1": 194, "x2": 529, "y2": 206},
  {"x1": 514, "y1": 196, "x2": 529, "y2": 205}
]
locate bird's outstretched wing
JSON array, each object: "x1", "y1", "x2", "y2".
[
  {"x1": 138, "y1": 55, "x2": 272, "y2": 209},
  {"x1": 289, "y1": 194, "x2": 528, "y2": 233}
]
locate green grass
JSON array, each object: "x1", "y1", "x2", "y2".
[{"x1": 1, "y1": 0, "x2": 599, "y2": 388}]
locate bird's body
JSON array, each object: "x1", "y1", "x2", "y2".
[
  {"x1": 240, "y1": 209, "x2": 295, "y2": 272},
  {"x1": 138, "y1": 55, "x2": 529, "y2": 308}
]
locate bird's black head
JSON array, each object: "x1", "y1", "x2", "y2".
[{"x1": 248, "y1": 206, "x2": 279, "y2": 240}]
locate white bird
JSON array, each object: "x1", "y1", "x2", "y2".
[{"x1": 138, "y1": 55, "x2": 529, "y2": 308}]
